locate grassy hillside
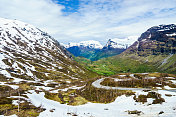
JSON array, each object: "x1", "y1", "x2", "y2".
[
  {"x1": 91, "y1": 49, "x2": 125, "y2": 61},
  {"x1": 75, "y1": 54, "x2": 176, "y2": 76},
  {"x1": 67, "y1": 47, "x2": 125, "y2": 61},
  {"x1": 90, "y1": 55, "x2": 157, "y2": 76}
]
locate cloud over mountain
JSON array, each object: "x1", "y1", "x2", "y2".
[{"x1": 1, "y1": 0, "x2": 176, "y2": 44}]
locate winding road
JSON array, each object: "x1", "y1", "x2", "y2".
[{"x1": 92, "y1": 78, "x2": 150, "y2": 91}]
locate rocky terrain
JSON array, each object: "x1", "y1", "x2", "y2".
[
  {"x1": 121, "y1": 24, "x2": 176, "y2": 74},
  {"x1": 0, "y1": 18, "x2": 97, "y2": 116},
  {"x1": 0, "y1": 18, "x2": 176, "y2": 117},
  {"x1": 0, "y1": 18, "x2": 96, "y2": 80},
  {"x1": 125, "y1": 24, "x2": 176, "y2": 56}
]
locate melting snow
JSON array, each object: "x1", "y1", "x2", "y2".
[{"x1": 26, "y1": 89, "x2": 176, "y2": 117}]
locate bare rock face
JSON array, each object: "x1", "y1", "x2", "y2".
[{"x1": 125, "y1": 24, "x2": 176, "y2": 56}]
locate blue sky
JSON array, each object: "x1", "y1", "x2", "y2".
[
  {"x1": 52, "y1": 0, "x2": 79, "y2": 14},
  {"x1": 0, "y1": 0, "x2": 176, "y2": 45}
]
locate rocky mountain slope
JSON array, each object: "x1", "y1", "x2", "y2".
[
  {"x1": 125, "y1": 24, "x2": 176, "y2": 56},
  {"x1": 121, "y1": 24, "x2": 176, "y2": 74},
  {"x1": 0, "y1": 18, "x2": 97, "y2": 81},
  {"x1": 86, "y1": 24, "x2": 176, "y2": 75},
  {"x1": 0, "y1": 18, "x2": 99, "y2": 116}
]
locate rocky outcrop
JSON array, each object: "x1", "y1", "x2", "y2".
[{"x1": 125, "y1": 24, "x2": 176, "y2": 56}]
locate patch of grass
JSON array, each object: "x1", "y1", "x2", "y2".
[
  {"x1": 19, "y1": 84, "x2": 32, "y2": 91},
  {"x1": 45, "y1": 89, "x2": 88, "y2": 106},
  {"x1": 101, "y1": 77, "x2": 164, "y2": 88},
  {"x1": 152, "y1": 98, "x2": 165, "y2": 104},
  {"x1": 0, "y1": 74, "x2": 8, "y2": 82},
  {"x1": 133, "y1": 95, "x2": 147, "y2": 103},
  {"x1": 69, "y1": 96, "x2": 88, "y2": 106},
  {"x1": 0, "y1": 98, "x2": 43, "y2": 117},
  {"x1": 127, "y1": 110, "x2": 142, "y2": 115},
  {"x1": 44, "y1": 92, "x2": 62, "y2": 103},
  {"x1": 133, "y1": 91, "x2": 165, "y2": 104},
  {"x1": 0, "y1": 97, "x2": 12, "y2": 104},
  {"x1": 86, "y1": 55, "x2": 158, "y2": 76}
]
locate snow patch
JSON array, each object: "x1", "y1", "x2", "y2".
[{"x1": 66, "y1": 40, "x2": 103, "y2": 49}]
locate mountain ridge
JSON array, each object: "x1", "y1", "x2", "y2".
[
  {"x1": 125, "y1": 24, "x2": 176, "y2": 56},
  {"x1": 82, "y1": 24, "x2": 176, "y2": 75},
  {"x1": 0, "y1": 18, "x2": 97, "y2": 80},
  {"x1": 64, "y1": 36, "x2": 138, "y2": 61}
]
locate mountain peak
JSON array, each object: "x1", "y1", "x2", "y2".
[
  {"x1": 104, "y1": 36, "x2": 138, "y2": 49},
  {"x1": 66, "y1": 40, "x2": 103, "y2": 49},
  {"x1": 138, "y1": 24, "x2": 176, "y2": 41},
  {"x1": 125, "y1": 24, "x2": 176, "y2": 56}
]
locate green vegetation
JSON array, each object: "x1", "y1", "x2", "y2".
[
  {"x1": 68, "y1": 47, "x2": 124, "y2": 61},
  {"x1": 127, "y1": 110, "x2": 142, "y2": 115},
  {"x1": 159, "y1": 54, "x2": 176, "y2": 74},
  {"x1": 44, "y1": 89, "x2": 88, "y2": 106},
  {"x1": 75, "y1": 52, "x2": 176, "y2": 76},
  {"x1": 75, "y1": 55, "x2": 157, "y2": 76},
  {"x1": 0, "y1": 98, "x2": 43, "y2": 117},
  {"x1": 100, "y1": 73, "x2": 176, "y2": 88}
]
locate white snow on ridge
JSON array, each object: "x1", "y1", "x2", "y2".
[
  {"x1": 166, "y1": 33, "x2": 176, "y2": 36},
  {"x1": 0, "y1": 17, "x2": 73, "y2": 79},
  {"x1": 105, "y1": 36, "x2": 138, "y2": 49},
  {"x1": 64, "y1": 36, "x2": 138, "y2": 50},
  {"x1": 0, "y1": 53, "x2": 8, "y2": 69},
  {"x1": 66, "y1": 40, "x2": 103, "y2": 49},
  {"x1": 0, "y1": 17, "x2": 58, "y2": 51}
]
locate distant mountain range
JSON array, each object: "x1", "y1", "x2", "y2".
[
  {"x1": 103, "y1": 36, "x2": 138, "y2": 49},
  {"x1": 63, "y1": 36, "x2": 138, "y2": 61},
  {"x1": 64, "y1": 40, "x2": 103, "y2": 49},
  {"x1": 79, "y1": 24, "x2": 176, "y2": 75}
]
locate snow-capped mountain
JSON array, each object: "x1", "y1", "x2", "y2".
[
  {"x1": 0, "y1": 18, "x2": 95, "y2": 80},
  {"x1": 64, "y1": 37, "x2": 138, "y2": 61},
  {"x1": 104, "y1": 36, "x2": 138, "y2": 49},
  {"x1": 66, "y1": 40, "x2": 103, "y2": 49},
  {"x1": 126, "y1": 24, "x2": 176, "y2": 56},
  {"x1": 138, "y1": 24, "x2": 176, "y2": 41}
]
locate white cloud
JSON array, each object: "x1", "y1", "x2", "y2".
[{"x1": 0, "y1": 0, "x2": 176, "y2": 45}]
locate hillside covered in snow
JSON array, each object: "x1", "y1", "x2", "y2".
[{"x1": 0, "y1": 18, "x2": 97, "y2": 80}]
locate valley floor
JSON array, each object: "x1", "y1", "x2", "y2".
[{"x1": 0, "y1": 73, "x2": 176, "y2": 117}]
